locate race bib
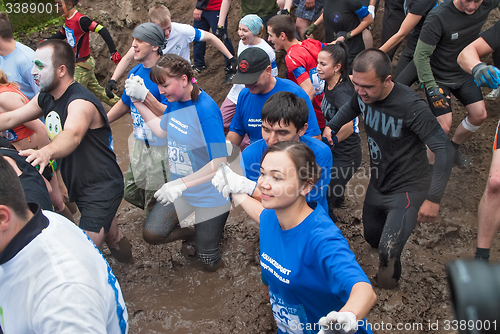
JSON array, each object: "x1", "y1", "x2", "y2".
[
  {"x1": 131, "y1": 106, "x2": 157, "y2": 142},
  {"x1": 269, "y1": 290, "x2": 312, "y2": 334},
  {"x1": 1, "y1": 129, "x2": 17, "y2": 142},
  {"x1": 64, "y1": 26, "x2": 76, "y2": 47},
  {"x1": 168, "y1": 141, "x2": 194, "y2": 176},
  {"x1": 309, "y1": 68, "x2": 324, "y2": 96}
]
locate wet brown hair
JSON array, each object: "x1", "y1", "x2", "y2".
[
  {"x1": 0, "y1": 154, "x2": 29, "y2": 220},
  {"x1": 262, "y1": 141, "x2": 321, "y2": 186},
  {"x1": 150, "y1": 54, "x2": 200, "y2": 101}
]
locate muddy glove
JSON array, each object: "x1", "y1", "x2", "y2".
[
  {"x1": 155, "y1": 179, "x2": 187, "y2": 205},
  {"x1": 215, "y1": 25, "x2": 227, "y2": 40},
  {"x1": 318, "y1": 311, "x2": 358, "y2": 334},
  {"x1": 472, "y1": 62, "x2": 500, "y2": 88},
  {"x1": 368, "y1": 5, "x2": 375, "y2": 19},
  {"x1": 125, "y1": 74, "x2": 148, "y2": 102},
  {"x1": 211, "y1": 165, "x2": 256, "y2": 199},
  {"x1": 111, "y1": 51, "x2": 122, "y2": 65},
  {"x1": 105, "y1": 79, "x2": 117, "y2": 99},
  {"x1": 426, "y1": 87, "x2": 448, "y2": 108},
  {"x1": 303, "y1": 23, "x2": 317, "y2": 39},
  {"x1": 337, "y1": 31, "x2": 352, "y2": 41}
]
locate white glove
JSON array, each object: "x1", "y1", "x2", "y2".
[
  {"x1": 211, "y1": 165, "x2": 256, "y2": 199},
  {"x1": 154, "y1": 179, "x2": 187, "y2": 205},
  {"x1": 125, "y1": 73, "x2": 149, "y2": 102},
  {"x1": 318, "y1": 311, "x2": 358, "y2": 334},
  {"x1": 368, "y1": 5, "x2": 375, "y2": 19}
]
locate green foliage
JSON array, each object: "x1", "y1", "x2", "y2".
[{"x1": 1, "y1": 1, "x2": 64, "y2": 38}]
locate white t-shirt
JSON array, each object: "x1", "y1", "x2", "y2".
[
  {"x1": 0, "y1": 210, "x2": 128, "y2": 334},
  {"x1": 226, "y1": 39, "x2": 278, "y2": 104},
  {"x1": 163, "y1": 22, "x2": 205, "y2": 63}
]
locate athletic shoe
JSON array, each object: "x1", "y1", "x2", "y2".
[
  {"x1": 192, "y1": 65, "x2": 206, "y2": 73},
  {"x1": 454, "y1": 148, "x2": 471, "y2": 168},
  {"x1": 485, "y1": 88, "x2": 500, "y2": 101}
]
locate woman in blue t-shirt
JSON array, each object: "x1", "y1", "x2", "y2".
[
  {"x1": 212, "y1": 141, "x2": 376, "y2": 333},
  {"x1": 129, "y1": 54, "x2": 230, "y2": 272}
]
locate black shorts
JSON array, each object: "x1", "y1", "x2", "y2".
[
  {"x1": 77, "y1": 194, "x2": 123, "y2": 233},
  {"x1": 426, "y1": 78, "x2": 483, "y2": 117}
]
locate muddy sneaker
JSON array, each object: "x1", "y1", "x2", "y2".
[
  {"x1": 454, "y1": 148, "x2": 471, "y2": 168},
  {"x1": 485, "y1": 88, "x2": 500, "y2": 101},
  {"x1": 192, "y1": 64, "x2": 206, "y2": 73}
]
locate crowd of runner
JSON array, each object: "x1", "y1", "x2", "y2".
[{"x1": 0, "y1": 0, "x2": 499, "y2": 332}]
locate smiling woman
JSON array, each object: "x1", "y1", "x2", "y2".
[
  {"x1": 214, "y1": 141, "x2": 377, "y2": 333},
  {"x1": 127, "y1": 53, "x2": 231, "y2": 272}
]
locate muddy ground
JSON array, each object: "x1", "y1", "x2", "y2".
[{"x1": 19, "y1": 0, "x2": 500, "y2": 333}]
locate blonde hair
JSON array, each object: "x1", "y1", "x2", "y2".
[{"x1": 148, "y1": 5, "x2": 171, "y2": 27}]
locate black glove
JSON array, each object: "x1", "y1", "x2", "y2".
[
  {"x1": 106, "y1": 79, "x2": 117, "y2": 99},
  {"x1": 472, "y1": 62, "x2": 500, "y2": 88},
  {"x1": 277, "y1": 8, "x2": 290, "y2": 15},
  {"x1": 229, "y1": 57, "x2": 238, "y2": 73},
  {"x1": 215, "y1": 25, "x2": 227, "y2": 40},
  {"x1": 426, "y1": 87, "x2": 448, "y2": 108}
]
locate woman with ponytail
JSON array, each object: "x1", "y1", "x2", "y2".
[
  {"x1": 317, "y1": 42, "x2": 362, "y2": 218},
  {"x1": 129, "y1": 53, "x2": 230, "y2": 272}
]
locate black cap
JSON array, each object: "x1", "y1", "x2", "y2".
[{"x1": 231, "y1": 47, "x2": 270, "y2": 85}]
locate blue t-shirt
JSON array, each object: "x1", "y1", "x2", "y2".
[
  {"x1": 241, "y1": 136, "x2": 332, "y2": 213},
  {"x1": 121, "y1": 63, "x2": 169, "y2": 146},
  {"x1": 260, "y1": 204, "x2": 372, "y2": 334},
  {"x1": 159, "y1": 90, "x2": 229, "y2": 207},
  {"x1": 0, "y1": 42, "x2": 38, "y2": 100},
  {"x1": 229, "y1": 78, "x2": 320, "y2": 143}
]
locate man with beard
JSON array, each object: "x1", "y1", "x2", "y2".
[{"x1": 0, "y1": 39, "x2": 133, "y2": 263}]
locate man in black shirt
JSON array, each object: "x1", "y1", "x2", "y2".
[
  {"x1": 414, "y1": 0, "x2": 500, "y2": 166},
  {"x1": 458, "y1": 20, "x2": 500, "y2": 262},
  {"x1": 0, "y1": 39, "x2": 133, "y2": 263},
  {"x1": 323, "y1": 49, "x2": 454, "y2": 289}
]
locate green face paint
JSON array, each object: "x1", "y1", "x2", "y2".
[{"x1": 34, "y1": 60, "x2": 44, "y2": 70}]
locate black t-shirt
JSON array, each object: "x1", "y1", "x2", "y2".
[
  {"x1": 404, "y1": 0, "x2": 439, "y2": 51},
  {"x1": 0, "y1": 148, "x2": 53, "y2": 211},
  {"x1": 321, "y1": 81, "x2": 361, "y2": 160},
  {"x1": 481, "y1": 19, "x2": 500, "y2": 51},
  {"x1": 419, "y1": 0, "x2": 500, "y2": 83},
  {"x1": 38, "y1": 82, "x2": 123, "y2": 203},
  {"x1": 323, "y1": 0, "x2": 367, "y2": 63},
  {"x1": 328, "y1": 83, "x2": 443, "y2": 194}
]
